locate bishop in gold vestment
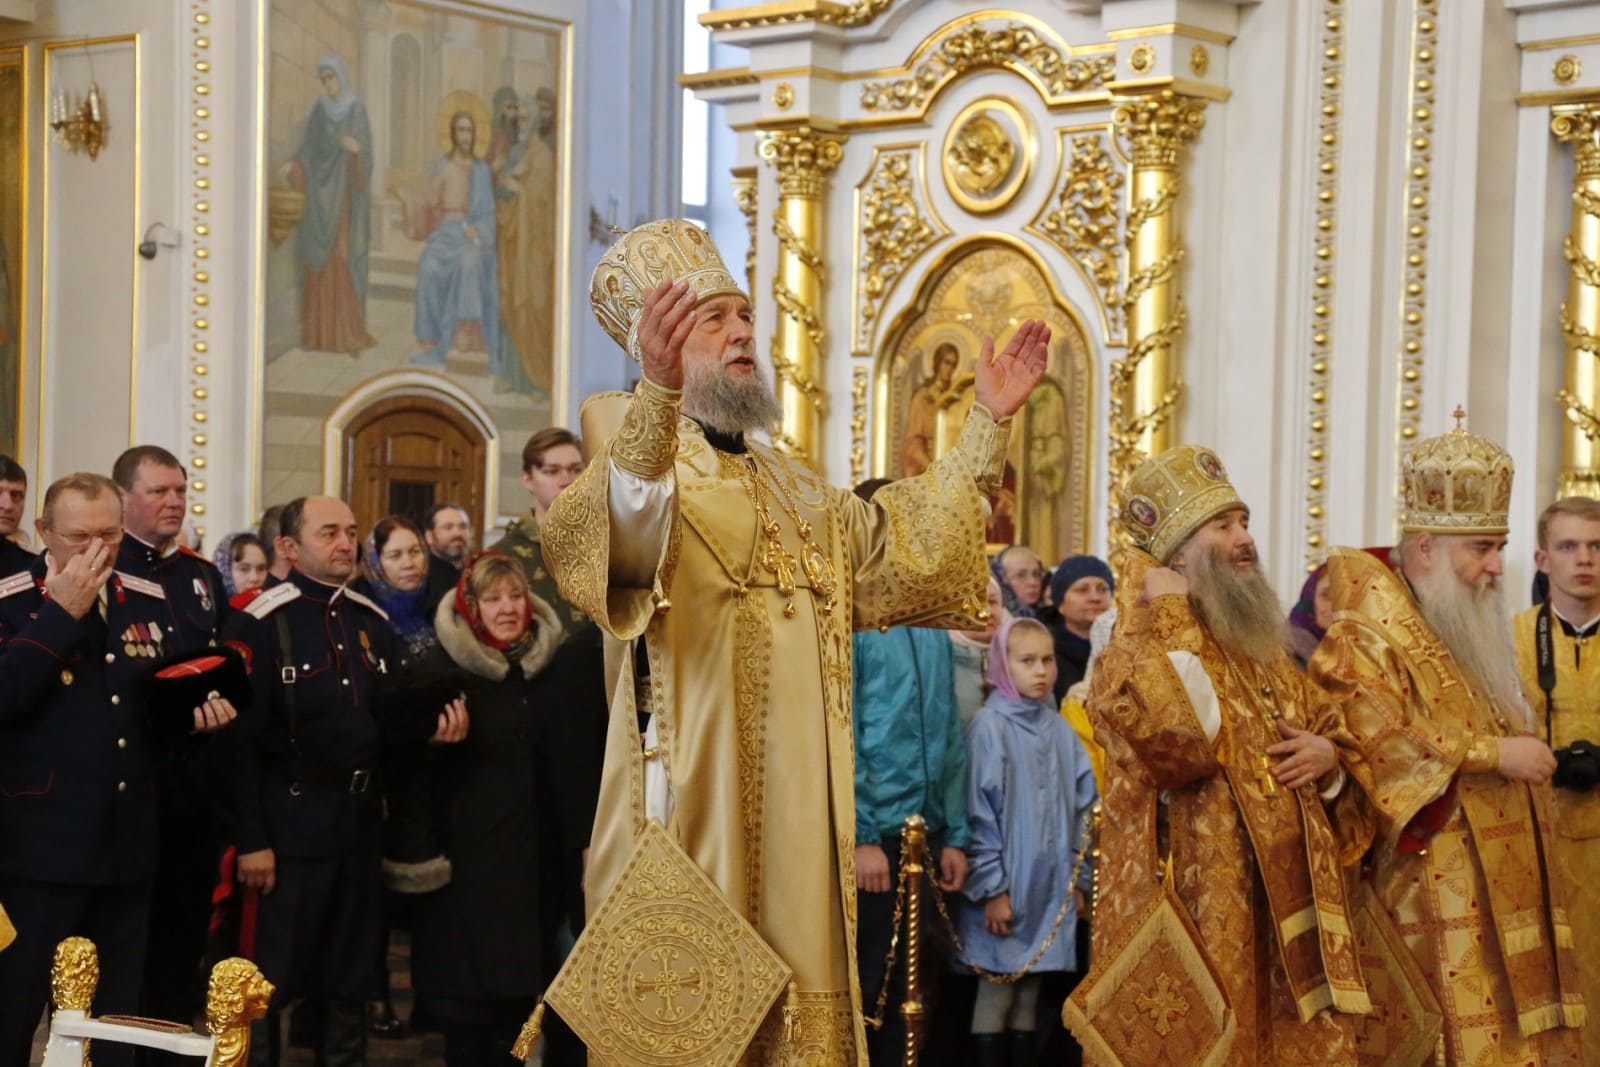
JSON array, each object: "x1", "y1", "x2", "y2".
[
  {"x1": 1310, "y1": 423, "x2": 1584, "y2": 1066},
  {"x1": 1087, "y1": 446, "x2": 1369, "y2": 1067},
  {"x1": 543, "y1": 219, "x2": 1048, "y2": 1064}
]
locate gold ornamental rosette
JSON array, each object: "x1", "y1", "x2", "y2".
[
  {"x1": 1062, "y1": 876, "x2": 1236, "y2": 1066},
  {"x1": 516, "y1": 820, "x2": 791, "y2": 1067}
]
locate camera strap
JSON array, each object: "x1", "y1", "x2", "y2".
[{"x1": 1537, "y1": 599, "x2": 1557, "y2": 746}]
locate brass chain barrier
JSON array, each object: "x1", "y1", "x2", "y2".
[{"x1": 932, "y1": 804, "x2": 1100, "y2": 985}]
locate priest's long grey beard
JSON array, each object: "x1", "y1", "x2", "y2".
[
  {"x1": 1181, "y1": 541, "x2": 1291, "y2": 666},
  {"x1": 682, "y1": 353, "x2": 782, "y2": 435},
  {"x1": 1412, "y1": 555, "x2": 1530, "y2": 727}
]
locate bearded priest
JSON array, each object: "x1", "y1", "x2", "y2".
[
  {"x1": 1082, "y1": 445, "x2": 1370, "y2": 1066},
  {"x1": 1310, "y1": 415, "x2": 1585, "y2": 1066},
  {"x1": 540, "y1": 219, "x2": 1048, "y2": 1064}
]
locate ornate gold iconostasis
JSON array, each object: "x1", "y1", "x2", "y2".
[
  {"x1": 875, "y1": 239, "x2": 1091, "y2": 559},
  {"x1": 691, "y1": 3, "x2": 1226, "y2": 562}
]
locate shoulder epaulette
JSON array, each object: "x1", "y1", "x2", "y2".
[
  {"x1": 0, "y1": 571, "x2": 35, "y2": 600},
  {"x1": 240, "y1": 582, "x2": 301, "y2": 619},
  {"x1": 229, "y1": 587, "x2": 261, "y2": 611},
  {"x1": 179, "y1": 545, "x2": 219, "y2": 569},
  {"x1": 337, "y1": 586, "x2": 389, "y2": 621},
  {"x1": 116, "y1": 571, "x2": 167, "y2": 600}
]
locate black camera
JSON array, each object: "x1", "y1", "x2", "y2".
[{"x1": 1553, "y1": 740, "x2": 1600, "y2": 792}]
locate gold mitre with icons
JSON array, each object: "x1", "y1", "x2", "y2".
[
  {"x1": 1119, "y1": 445, "x2": 1247, "y2": 564},
  {"x1": 1399, "y1": 406, "x2": 1514, "y2": 535},
  {"x1": 590, "y1": 218, "x2": 747, "y2": 362}
]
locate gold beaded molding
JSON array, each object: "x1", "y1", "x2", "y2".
[
  {"x1": 1303, "y1": 1, "x2": 1344, "y2": 571},
  {"x1": 1393, "y1": 0, "x2": 1438, "y2": 497},
  {"x1": 187, "y1": 0, "x2": 214, "y2": 538}
]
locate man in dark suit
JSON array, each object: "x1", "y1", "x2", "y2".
[
  {"x1": 0, "y1": 454, "x2": 35, "y2": 578},
  {"x1": 0, "y1": 473, "x2": 235, "y2": 1067}
]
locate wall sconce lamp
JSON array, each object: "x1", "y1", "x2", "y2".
[{"x1": 50, "y1": 42, "x2": 108, "y2": 160}]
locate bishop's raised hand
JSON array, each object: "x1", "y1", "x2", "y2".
[
  {"x1": 973, "y1": 319, "x2": 1050, "y2": 418},
  {"x1": 637, "y1": 278, "x2": 697, "y2": 392}
]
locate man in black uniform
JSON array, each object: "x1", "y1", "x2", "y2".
[
  {"x1": 110, "y1": 445, "x2": 234, "y2": 1045},
  {"x1": 0, "y1": 473, "x2": 236, "y2": 1067},
  {"x1": 223, "y1": 496, "x2": 463, "y2": 1066},
  {"x1": 0, "y1": 454, "x2": 35, "y2": 577}
]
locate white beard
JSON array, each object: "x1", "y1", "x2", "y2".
[
  {"x1": 1412, "y1": 561, "x2": 1530, "y2": 728},
  {"x1": 681, "y1": 355, "x2": 781, "y2": 435}
]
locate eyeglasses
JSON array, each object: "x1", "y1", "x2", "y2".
[
  {"x1": 55, "y1": 529, "x2": 123, "y2": 548},
  {"x1": 536, "y1": 463, "x2": 585, "y2": 478}
]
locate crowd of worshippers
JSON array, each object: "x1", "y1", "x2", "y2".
[{"x1": 1, "y1": 426, "x2": 1599, "y2": 1067}]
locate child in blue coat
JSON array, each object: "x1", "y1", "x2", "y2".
[{"x1": 956, "y1": 617, "x2": 1098, "y2": 1065}]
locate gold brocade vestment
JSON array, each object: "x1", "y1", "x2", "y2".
[
  {"x1": 1310, "y1": 548, "x2": 1585, "y2": 1067},
  {"x1": 1087, "y1": 552, "x2": 1369, "y2": 1067},
  {"x1": 542, "y1": 378, "x2": 1007, "y2": 1065},
  {"x1": 1515, "y1": 605, "x2": 1600, "y2": 1065}
]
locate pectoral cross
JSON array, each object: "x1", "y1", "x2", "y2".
[{"x1": 1255, "y1": 753, "x2": 1279, "y2": 797}]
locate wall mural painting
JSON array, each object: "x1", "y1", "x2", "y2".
[
  {"x1": 879, "y1": 241, "x2": 1091, "y2": 562},
  {"x1": 0, "y1": 50, "x2": 23, "y2": 459},
  {"x1": 262, "y1": 0, "x2": 565, "y2": 516}
]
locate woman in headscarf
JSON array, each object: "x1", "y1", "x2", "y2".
[
  {"x1": 1288, "y1": 563, "x2": 1332, "y2": 669},
  {"x1": 212, "y1": 531, "x2": 268, "y2": 599},
  {"x1": 281, "y1": 52, "x2": 376, "y2": 354},
  {"x1": 354, "y1": 516, "x2": 439, "y2": 664},
  {"x1": 951, "y1": 577, "x2": 1006, "y2": 729},
  {"x1": 384, "y1": 553, "x2": 605, "y2": 1066},
  {"x1": 990, "y1": 544, "x2": 1046, "y2": 619}
]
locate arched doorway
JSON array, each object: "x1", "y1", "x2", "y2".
[{"x1": 342, "y1": 394, "x2": 488, "y2": 535}]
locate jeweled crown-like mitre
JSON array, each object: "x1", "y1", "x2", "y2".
[
  {"x1": 1119, "y1": 445, "x2": 1246, "y2": 564},
  {"x1": 1120, "y1": 444, "x2": 1241, "y2": 566},
  {"x1": 1400, "y1": 408, "x2": 1513, "y2": 535},
  {"x1": 590, "y1": 218, "x2": 746, "y2": 361}
]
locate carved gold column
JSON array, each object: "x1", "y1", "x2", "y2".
[
  {"x1": 759, "y1": 126, "x2": 845, "y2": 468},
  {"x1": 1553, "y1": 104, "x2": 1600, "y2": 498},
  {"x1": 1108, "y1": 92, "x2": 1204, "y2": 530},
  {"x1": 731, "y1": 165, "x2": 758, "y2": 297}
]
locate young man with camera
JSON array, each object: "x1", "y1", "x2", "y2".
[{"x1": 1516, "y1": 495, "x2": 1600, "y2": 1065}]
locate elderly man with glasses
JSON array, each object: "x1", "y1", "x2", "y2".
[{"x1": 0, "y1": 472, "x2": 237, "y2": 1067}]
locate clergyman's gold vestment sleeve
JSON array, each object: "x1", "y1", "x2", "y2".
[
  {"x1": 844, "y1": 403, "x2": 1011, "y2": 632},
  {"x1": 1103, "y1": 593, "x2": 1225, "y2": 791},
  {"x1": 543, "y1": 376, "x2": 682, "y2": 641}
]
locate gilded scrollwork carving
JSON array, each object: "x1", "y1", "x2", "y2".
[
  {"x1": 1107, "y1": 93, "x2": 1204, "y2": 541},
  {"x1": 1552, "y1": 103, "x2": 1600, "y2": 496},
  {"x1": 206, "y1": 958, "x2": 275, "y2": 1067},
  {"x1": 731, "y1": 166, "x2": 758, "y2": 297},
  {"x1": 859, "y1": 22, "x2": 1114, "y2": 114},
  {"x1": 1027, "y1": 130, "x2": 1126, "y2": 342},
  {"x1": 51, "y1": 937, "x2": 99, "y2": 1014},
  {"x1": 853, "y1": 146, "x2": 946, "y2": 354},
  {"x1": 850, "y1": 365, "x2": 869, "y2": 485}
]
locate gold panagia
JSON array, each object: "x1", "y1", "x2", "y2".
[
  {"x1": 1083, "y1": 548, "x2": 1368, "y2": 1067},
  {"x1": 542, "y1": 377, "x2": 1008, "y2": 1065},
  {"x1": 1516, "y1": 604, "x2": 1600, "y2": 1065},
  {"x1": 1311, "y1": 548, "x2": 1584, "y2": 1066}
]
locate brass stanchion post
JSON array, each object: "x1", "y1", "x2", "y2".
[{"x1": 900, "y1": 814, "x2": 927, "y2": 1067}]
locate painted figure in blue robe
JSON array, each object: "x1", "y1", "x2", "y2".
[
  {"x1": 404, "y1": 110, "x2": 511, "y2": 386},
  {"x1": 284, "y1": 53, "x2": 376, "y2": 355}
]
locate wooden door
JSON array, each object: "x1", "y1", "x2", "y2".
[{"x1": 342, "y1": 395, "x2": 487, "y2": 536}]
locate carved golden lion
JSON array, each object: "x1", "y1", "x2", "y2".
[
  {"x1": 205, "y1": 957, "x2": 274, "y2": 1067},
  {"x1": 50, "y1": 937, "x2": 99, "y2": 1013}
]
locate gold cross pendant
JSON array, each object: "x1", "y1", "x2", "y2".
[{"x1": 1255, "y1": 753, "x2": 1278, "y2": 797}]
